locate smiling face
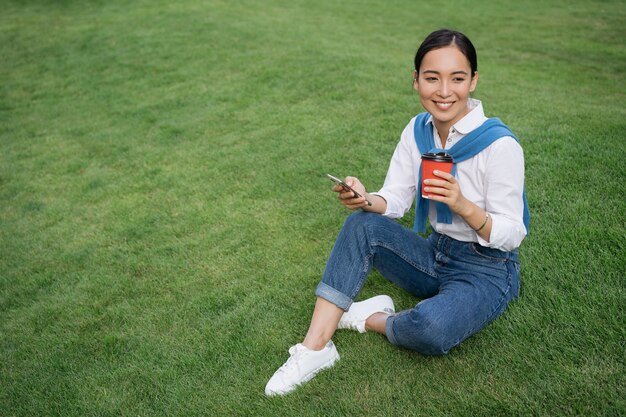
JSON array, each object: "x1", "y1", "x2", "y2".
[{"x1": 414, "y1": 45, "x2": 478, "y2": 136}]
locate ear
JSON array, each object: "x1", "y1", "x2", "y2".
[
  {"x1": 469, "y1": 71, "x2": 479, "y2": 92},
  {"x1": 413, "y1": 70, "x2": 419, "y2": 91}
]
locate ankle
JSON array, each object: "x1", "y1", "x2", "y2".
[
  {"x1": 302, "y1": 336, "x2": 329, "y2": 351},
  {"x1": 365, "y1": 312, "x2": 390, "y2": 334}
]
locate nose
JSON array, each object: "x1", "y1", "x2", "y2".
[{"x1": 439, "y1": 80, "x2": 451, "y2": 97}]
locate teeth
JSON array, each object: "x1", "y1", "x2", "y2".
[{"x1": 436, "y1": 102, "x2": 453, "y2": 110}]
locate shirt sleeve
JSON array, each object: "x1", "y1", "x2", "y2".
[
  {"x1": 371, "y1": 120, "x2": 419, "y2": 219},
  {"x1": 476, "y1": 137, "x2": 527, "y2": 251}
]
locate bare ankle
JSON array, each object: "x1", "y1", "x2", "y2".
[
  {"x1": 302, "y1": 336, "x2": 328, "y2": 351},
  {"x1": 365, "y1": 312, "x2": 390, "y2": 335}
]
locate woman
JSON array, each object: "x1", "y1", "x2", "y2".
[{"x1": 265, "y1": 28, "x2": 529, "y2": 396}]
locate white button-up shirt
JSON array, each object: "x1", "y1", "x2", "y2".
[{"x1": 373, "y1": 99, "x2": 527, "y2": 251}]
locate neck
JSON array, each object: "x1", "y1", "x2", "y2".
[
  {"x1": 434, "y1": 120, "x2": 452, "y2": 145},
  {"x1": 432, "y1": 104, "x2": 472, "y2": 146}
]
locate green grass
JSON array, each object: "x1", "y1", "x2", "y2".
[{"x1": 1, "y1": 0, "x2": 624, "y2": 415}]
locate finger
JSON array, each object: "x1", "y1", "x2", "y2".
[
  {"x1": 338, "y1": 190, "x2": 356, "y2": 199},
  {"x1": 425, "y1": 194, "x2": 445, "y2": 203},
  {"x1": 333, "y1": 184, "x2": 353, "y2": 194},
  {"x1": 433, "y1": 170, "x2": 456, "y2": 182},
  {"x1": 423, "y1": 179, "x2": 449, "y2": 188},
  {"x1": 344, "y1": 196, "x2": 366, "y2": 206},
  {"x1": 345, "y1": 176, "x2": 358, "y2": 186},
  {"x1": 346, "y1": 201, "x2": 367, "y2": 210},
  {"x1": 424, "y1": 186, "x2": 449, "y2": 196}
]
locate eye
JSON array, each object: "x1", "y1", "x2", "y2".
[
  {"x1": 453, "y1": 77, "x2": 466, "y2": 82},
  {"x1": 425, "y1": 77, "x2": 438, "y2": 82}
]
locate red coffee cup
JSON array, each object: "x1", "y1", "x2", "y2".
[{"x1": 421, "y1": 152, "x2": 454, "y2": 198}]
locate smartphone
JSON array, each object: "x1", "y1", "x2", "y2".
[{"x1": 326, "y1": 174, "x2": 372, "y2": 206}]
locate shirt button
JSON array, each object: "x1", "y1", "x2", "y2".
[{"x1": 447, "y1": 137, "x2": 452, "y2": 142}]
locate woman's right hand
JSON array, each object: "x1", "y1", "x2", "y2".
[{"x1": 333, "y1": 176, "x2": 369, "y2": 210}]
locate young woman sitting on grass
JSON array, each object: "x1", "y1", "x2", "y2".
[{"x1": 265, "y1": 28, "x2": 530, "y2": 396}]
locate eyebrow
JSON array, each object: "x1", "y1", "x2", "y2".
[{"x1": 422, "y1": 70, "x2": 469, "y2": 75}]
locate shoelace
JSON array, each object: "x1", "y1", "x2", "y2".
[{"x1": 278, "y1": 345, "x2": 305, "y2": 377}]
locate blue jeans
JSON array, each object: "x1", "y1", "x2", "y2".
[{"x1": 315, "y1": 212, "x2": 520, "y2": 356}]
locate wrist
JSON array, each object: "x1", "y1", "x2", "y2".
[
  {"x1": 364, "y1": 193, "x2": 387, "y2": 214},
  {"x1": 474, "y1": 213, "x2": 490, "y2": 232},
  {"x1": 458, "y1": 201, "x2": 486, "y2": 230},
  {"x1": 457, "y1": 197, "x2": 476, "y2": 218}
]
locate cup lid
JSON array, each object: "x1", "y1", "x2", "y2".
[{"x1": 421, "y1": 152, "x2": 454, "y2": 162}]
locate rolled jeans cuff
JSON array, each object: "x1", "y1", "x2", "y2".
[
  {"x1": 385, "y1": 311, "x2": 407, "y2": 346},
  {"x1": 315, "y1": 282, "x2": 353, "y2": 311}
]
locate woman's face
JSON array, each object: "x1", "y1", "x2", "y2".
[{"x1": 414, "y1": 45, "x2": 478, "y2": 132}]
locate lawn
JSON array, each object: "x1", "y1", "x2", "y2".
[{"x1": 1, "y1": 0, "x2": 624, "y2": 416}]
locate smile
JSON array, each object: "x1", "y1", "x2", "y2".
[{"x1": 434, "y1": 101, "x2": 454, "y2": 110}]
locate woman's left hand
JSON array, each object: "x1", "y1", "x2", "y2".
[{"x1": 423, "y1": 170, "x2": 472, "y2": 216}]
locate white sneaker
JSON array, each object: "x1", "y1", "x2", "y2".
[
  {"x1": 265, "y1": 340, "x2": 339, "y2": 396},
  {"x1": 337, "y1": 295, "x2": 395, "y2": 333}
]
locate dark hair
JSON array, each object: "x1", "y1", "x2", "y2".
[{"x1": 414, "y1": 29, "x2": 477, "y2": 78}]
